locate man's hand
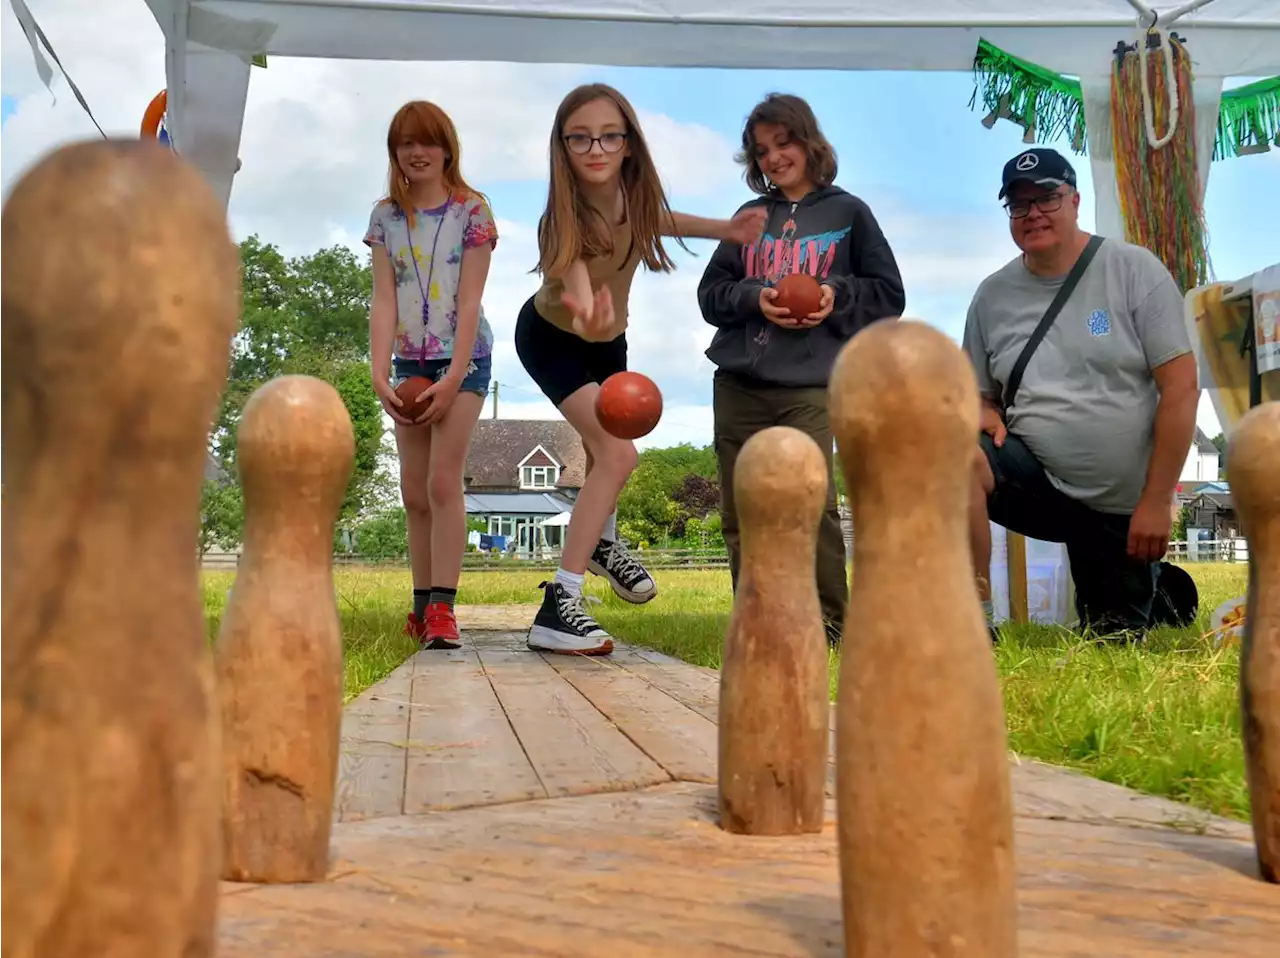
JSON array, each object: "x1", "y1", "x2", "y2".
[
  {"x1": 979, "y1": 402, "x2": 1007, "y2": 447},
  {"x1": 1127, "y1": 494, "x2": 1173, "y2": 562}
]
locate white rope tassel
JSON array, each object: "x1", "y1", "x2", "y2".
[{"x1": 1138, "y1": 26, "x2": 1181, "y2": 150}]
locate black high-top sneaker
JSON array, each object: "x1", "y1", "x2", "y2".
[
  {"x1": 527, "y1": 581, "x2": 614, "y2": 655},
  {"x1": 588, "y1": 538, "x2": 657, "y2": 604}
]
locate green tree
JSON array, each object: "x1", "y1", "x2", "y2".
[
  {"x1": 616, "y1": 443, "x2": 719, "y2": 545},
  {"x1": 214, "y1": 235, "x2": 387, "y2": 521},
  {"x1": 199, "y1": 480, "x2": 245, "y2": 556},
  {"x1": 1211, "y1": 432, "x2": 1227, "y2": 479}
]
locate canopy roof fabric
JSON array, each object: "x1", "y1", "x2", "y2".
[
  {"x1": 140, "y1": 1, "x2": 1280, "y2": 214},
  {"x1": 149, "y1": 1, "x2": 1280, "y2": 75}
]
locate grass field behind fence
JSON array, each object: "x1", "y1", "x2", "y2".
[{"x1": 201, "y1": 561, "x2": 1251, "y2": 823}]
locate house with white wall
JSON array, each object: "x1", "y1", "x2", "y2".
[{"x1": 1179, "y1": 427, "x2": 1221, "y2": 483}]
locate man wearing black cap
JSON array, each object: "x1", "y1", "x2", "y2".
[{"x1": 962, "y1": 147, "x2": 1200, "y2": 639}]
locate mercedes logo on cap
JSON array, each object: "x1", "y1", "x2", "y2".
[{"x1": 1015, "y1": 152, "x2": 1039, "y2": 171}]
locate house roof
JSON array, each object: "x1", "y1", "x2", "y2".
[
  {"x1": 465, "y1": 492, "x2": 575, "y2": 516},
  {"x1": 1193, "y1": 427, "x2": 1220, "y2": 456},
  {"x1": 465, "y1": 420, "x2": 587, "y2": 489},
  {"x1": 1194, "y1": 491, "x2": 1234, "y2": 510}
]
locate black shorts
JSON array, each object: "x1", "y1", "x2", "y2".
[
  {"x1": 980, "y1": 431, "x2": 1160, "y2": 634},
  {"x1": 514, "y1": 295, "x2": 627, "y2": 407}
]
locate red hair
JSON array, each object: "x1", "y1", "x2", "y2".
[{"x1": 383, "y1": 100, "x2": 486, "y2": 227}]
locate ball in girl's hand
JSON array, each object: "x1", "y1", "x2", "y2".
[
  {"x1": 595, "y1": 371, "x2": 663, "y2": 440},
  {"x1": 773, "y1": 273, "x2": 823, "y2": 318},
  {"x1": 395, "y1": 375, "x2": 433, "y2": 421}
]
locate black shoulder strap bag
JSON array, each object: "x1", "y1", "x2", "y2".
[{"x1": 1001, "y1": 233, "x2": 1105, "y2": 412}]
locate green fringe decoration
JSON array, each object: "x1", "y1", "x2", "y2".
[
  {"x1": 1215, "y1": 75, "x2": 1280, "y2": 158},
  {"x1": 971, "y1": 38, "x2": 1279, "y2": 162},
  {"x1": 969, "y1": 39, "x2": 1086, "y2": 150}
]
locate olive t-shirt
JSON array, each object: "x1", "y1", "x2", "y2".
[{"x1": 533, "y1": 219, "x2": 642, "y2": 338}]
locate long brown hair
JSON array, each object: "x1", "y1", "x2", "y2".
[
  {"x1": 536, "y1": 83, "x2": 687, "y2": 278},
  {"x1": 382, "y1": 100, "x2": 485, "y2": 228},
  {"x1": 735, "y1": 93, "x2": 838, "y2": 196}
]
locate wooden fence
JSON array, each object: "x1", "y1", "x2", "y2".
[
  {"x1": 199, "y1": 537, "x2": 1250, "y2": 571},
  {"x1": 199, "y1": 546, "x2": 732, "y2": 572}
]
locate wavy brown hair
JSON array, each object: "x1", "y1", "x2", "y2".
[
  {"x1": 735, "y1": 93, "x2": 838, "y2": 196},
  {"x1": 535, "y1": 83, "x2": 687, "y2": 278},
  {"x1": 383, "y1": 100, "x2": 485, "y2": 228}
]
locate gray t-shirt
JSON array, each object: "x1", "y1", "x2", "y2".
[{"x1": 962, "y1": 237, "x2": 1192, "y2": 515}]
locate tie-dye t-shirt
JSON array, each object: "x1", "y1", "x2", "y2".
[{"x1": 363, "y1": 193, "x2": 499, "y2": 362}]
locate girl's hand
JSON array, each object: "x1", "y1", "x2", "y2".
[
  {"x1": 726, "y1": 207, "x2": 767, "y2": 245},
  {"x1": 372, "y1": 376, "x2": 416, "y2": 426},
  {"x1": 419, "y1": 370, "x2": 463, "y2": 425},
  {"x1": 760, "y1": 286, "x2": 796, "y2": 327},
  {"x1": 795, "y1": 284, "x2": 835, "y2": 328},
  {"x1": 569, "y1": 286, "x2": 618, "y2": 342}
]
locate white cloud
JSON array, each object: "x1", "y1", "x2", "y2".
[
  {"x1": 2, "y1": 1, "x2": 746, "y2": 256},
  {"x1": 637, "y1": 110, "x2": 744, "y2": 200}
]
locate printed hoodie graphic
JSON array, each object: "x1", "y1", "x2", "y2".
[{"x1": 697, "y1": 185, "x2": 905, "y2": 388}]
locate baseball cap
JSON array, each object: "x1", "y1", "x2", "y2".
[{"x1": 998, "y1": 147, "x2": 1078, "y2": 200}]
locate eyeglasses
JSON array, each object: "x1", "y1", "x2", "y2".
[
  {"x1": 563, "y1": 132, "x2": 628, "y2": 155},
  {"x1": 1004, "y1": 191, "x2": 1069, "y2": 219}
]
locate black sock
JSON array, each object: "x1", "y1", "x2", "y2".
[
  {"x1": 413, "y1": 588, "x2": 431, "y2": 618},
  {"x1": 429, "y1": 586, "x2": 457, "y2": 610}
]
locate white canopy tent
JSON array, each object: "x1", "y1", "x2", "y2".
[{"x1": 138, "y1": 1, "x2": 1280, "y2": 235}]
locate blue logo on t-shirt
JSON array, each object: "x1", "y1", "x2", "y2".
[{"x1": 1086, "y1": 308, "x2": 1111, "y2": 337}]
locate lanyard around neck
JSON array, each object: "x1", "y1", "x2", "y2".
[{"x1": 406, "y1": 199, "x2": 450, "y2": 361}]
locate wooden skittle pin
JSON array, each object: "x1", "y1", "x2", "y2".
[
  {"x1": 1228, "y1": 400, "x2": 1280, "y2": 883},
  {"x1": 1, "y1": 140, "x2": 239, "y2": 957},
  {"x1": 215, "y1": 374, "x2": 354, "y2": 883},
  {"x1": 829, "y1": 319, "x2": 1018, "y2": 957},
  {"x1": 718, "y1": 425, "x2": 831, "y2": 836}
]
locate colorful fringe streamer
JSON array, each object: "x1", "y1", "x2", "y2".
[
  {"x1": 971, "y1": 38, "x2": 1280, "y2": 162},
  {"x1": 1109, "y1": 34, "x2": 1212, "y2": 296}
]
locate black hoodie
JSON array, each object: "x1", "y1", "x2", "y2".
[{"x1": 697, "y1": 185, "x2": 906, "y2": 388}]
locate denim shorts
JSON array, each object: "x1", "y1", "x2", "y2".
[{"x1": 391, "y1": 354, "x2": 491, "y2": 396}]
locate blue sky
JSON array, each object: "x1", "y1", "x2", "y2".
[{"x1": 462, "y1": 67, "x2": 1278, "y2": 443}]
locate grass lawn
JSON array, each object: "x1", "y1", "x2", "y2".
[{"x1": 201, "y1": 561, "x2": 1251, "y2": 822}]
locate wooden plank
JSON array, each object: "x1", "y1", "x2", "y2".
[
  {"x1": 475, "y1": 646, "x2": 671, "y2": 798},
  {"x1": 334, "y1": 659, "x2": 413, "y2": 822},
  {"x1": 403, "y1": 648, "x2": 546, "y2": 813},
  {"x1": 218, "y1": 781, "x2": 1280, "y2": 957},
  {"x1": 611, "y1": 646, "x2": 721, "y2": 723},
  {"x1": 542, "y1": 654, "x2": 718, "y2": 783}
]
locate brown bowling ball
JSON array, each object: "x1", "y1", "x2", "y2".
[
  {"x1": 595, "y1": 371, "x2": 663, "y2": 440},
  {"x1": 394, "y1": 375, "x2": 433, "y2": 422},
  {"x1": 774, "y1": 273, "x2": 823, "y2": 318}
]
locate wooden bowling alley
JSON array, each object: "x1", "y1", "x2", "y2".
[{"x1": 4, "y1": 142, "x2": 1279, "y2": 958}]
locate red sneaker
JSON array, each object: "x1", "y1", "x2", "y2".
[
  {"x1": 404, "y1": 611, "x2": 428, "y2": 641},
  {"x1": 422, "y1": 602, "x2": 461, "y2": 650}
]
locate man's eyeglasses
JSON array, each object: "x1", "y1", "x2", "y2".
[
  {"x1": 564, "y1": 132, "x2": 628, "y2": 155},
  {"x1": 1004, "y1": 191, "x2": 1069, "y2": 219}
]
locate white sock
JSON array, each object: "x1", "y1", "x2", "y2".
[
  {"x1": 554, "y1": 568, "x2": 585, "y2": 597},
  {"x1": 602, "y1": 511, "x2": 617, "y2": 542}
]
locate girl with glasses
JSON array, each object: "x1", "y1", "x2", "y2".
[{"x1": 516, "y1": 82, "x2": 766, "y2": 655}]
